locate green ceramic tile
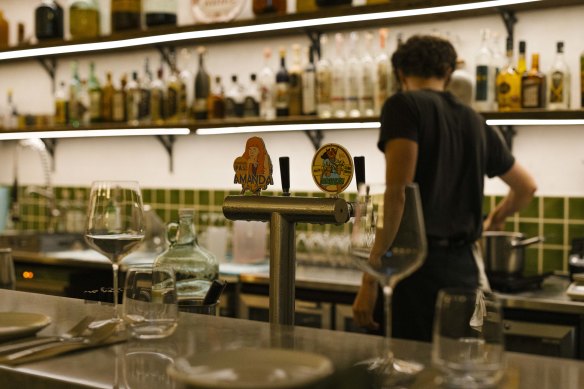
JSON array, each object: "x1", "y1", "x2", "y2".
[
  {"x1": 542, "y1": 223, "x2": 564, "y2": 245},
  {"x1": 295, "y1": 192, "x2": 309, "y2": 197},
  {"x1": 543, "y1": 197, "x2": 564, "y2": 219},
  {"x1": 155, "y1": 190, "x2": 165, "y2": 204},
  {"x1": 482, "y1": 196, "x2": 491, "y2": 214},
  {"x1": 213, "y1": 191, "x2": 226, "y2": 206},
  {"x1": 329, "y1": 224, "x2": 345, "y2": 234},
  {"x1": 228, "y1": 190, "x2": 240, "y2": 196},
  {"x1": 519, "y1": 197, "x2": 539, "y2": 218},
  {"x1": 568, "y1": 224, "x2": 584, "y2": 244},
  {"x1": 170, "y1": 190, "x2": 179, "y2": 205},
  {"x1": 169, "y1": 209, "x2": 179, "y2": 223},
  {"x1": 569, "y1": 198, "x2": 584, "y2": 220},
  {"x1": 542, "y1": 249, "x2": 565, "y2": 273},
  {"x1": 504, "y1": 221, "x2": 515, "y2": 232},
  {"x1": 518, "y1": 222, "x2": 539, "y2": 238},
  {"x1": 523, "y1": 248, "x2": 539, "y2": 273},
  {"x1": 184, "y1": 190, "x2": 195, "y2": 205},
  {"x1": 142, "y1": 189, "x2": 152, "y2": 204},
  {"x1": 199, "y1": 190, "x2": 210, "y2": 206}
]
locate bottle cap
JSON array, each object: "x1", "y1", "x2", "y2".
[
  {"x1": 519, "y1": 40, "x2": 526, "y2": 53},
  {"x1": 557, "y1": 41, "x2": 564, "y2": 53}
]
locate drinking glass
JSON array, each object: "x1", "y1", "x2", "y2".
[
  {"x1": 85, "y1": 181, "x2": 145, "y2": 327},
  {"x1": 432, "y1": 288, "x2": 505, "y2": 388},
  {"x1": 350, "y1": 183, "x2": 427, "y2": 386},
  {"x1": 122, "y1": 265, "x2": 179, "y2": 339}
]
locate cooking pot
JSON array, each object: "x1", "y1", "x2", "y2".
[{"x1": 481, "y1": 231, "x2": 544, "y2": 275}]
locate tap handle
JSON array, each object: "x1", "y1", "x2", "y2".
[
  {"x1": 354, "y1": 156, "x2": 366, "y2": 190},
  {"x1": 279, "y1": 156, "x2": 290, "y2": 196}
]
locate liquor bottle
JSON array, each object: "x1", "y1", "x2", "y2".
[
  {"x1": 490, "y1": 32, "x2": 505, "y2": 111},
  {"x1": 302, "y1": 45, "x2": 316, "y2": 116},
  {"x1": 111, "y1": 0, "x2": 141, "y2": 32},
  {"x1": 153, "y1": 209, "x2": 219, "y2": 310},
  {"x1": 360, "y1": 31, "x2": 375, "y2": 117},
  {"x1": 69, "y1": 0, "x2": 100, "y2": 40},
  {"x1": 316, "y1": 34, "x2": 332, "y2": 118},
  {"x1": 495, "y1": 37, "x2": 521, "y2": 112},
  {"x1": 447, "y1": 59, "x2": 473, "y2": 106},
  {"x1": 521, "y1": 53, "x2": 546, "y2": 109},
  {"x1": 243, "y1": 74, "x2": 260, "y2": 118},
  {"x1": 346, "y1": 32, "x2": 361, "y2": 117},
  {"x1": 4, "y1": 90, "x2": 18, "y2": 129},
  {"x1": 144, "y1": 0, "x2": 177, "y2": 27},
  {"x1": 375, "y1": 28, "x2": 390, "y2": 115},
  {"x1": 126, "y1": 71, "x2": 141, "y2": 125},
  {"x1": 517, "y1": 41, "x2": 527, "y2": 76},
  {"x1": 194, "y1": 47, "x2": 210, "y2": 120},
  {"x1": 150, "y1": 67, "x2": 166, "y2": 124},
  {"x1": 35, "y1": 0, "x2": 64, "y2": 41},
  {"x1": 54, "y1": 81, "x2": 68, "y2": 125},
  {"x1": 208, "y1": 76, "x2": 225, "y2": 119},
  {"x1": 275, "y1": 47, "x2": 290, "y2": 117},
  {"x1": 0, "y1": 11, "x2": 8, "y2": 49},
  {"x1": 112, "y1": 74, "x2": 127, "y2": 122},
  {"x1": 88, "y1": 62, "x2": 102, "y2": 123},
  {"x1": 288, "y1": 44, "x2": 303, "y2": 116},
  {"x1": 474, "y1": 29, "x2": 494, "y2": 111},
  {"x1": 225, "y1": 75, "x2": 244, "y2": 118},
  {"x1": 253, "y1": 0, "x2": 287, "y2": 16},
  {"x1": 259, "y1": 47, "x2": 276, "y2": 120},
  {"x1": 332, "y1": 33, "x2": 347, "y2": 118},
  {"x1": 79, "y1": 79, "x2": 90, "y2": 125},
  {"x1": 166, "y1": 65, "x2": 181, "y2": 123},
  {"x1": 548, "y1": 41, "x2": 570, "y2": 110},
  {"x1": 68, "y1": 61, "x2": 81, "y2": 126},
  {"x1": 101, "y1": 72, "x2": 115, "y2": 122},
  {"x1": 139, "y1": 58, "x2": 152, "y2": 123}
]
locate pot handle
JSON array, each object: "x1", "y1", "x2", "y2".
[{"x1": 512, "y1": 236, "x2": 544, "y2": 248}]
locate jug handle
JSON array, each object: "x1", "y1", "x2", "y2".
[{"x1": 512, "y1": 236, "x2": 544, "y2": 248}]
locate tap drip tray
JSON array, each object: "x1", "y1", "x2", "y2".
[{"x1": 487, "y1": 271, "x2": 552, "y2": 293}]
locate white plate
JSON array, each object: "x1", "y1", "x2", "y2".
[
  {"x1": 0, "y1": 312, "x2": 52, "y2": 342},
  {"x1": 168, "y1": 348, "x2": 334, "y2": 389}
]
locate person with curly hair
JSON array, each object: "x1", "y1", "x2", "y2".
[{"x1": 352, "y1": 35, "x2": 537, "y2": 342}]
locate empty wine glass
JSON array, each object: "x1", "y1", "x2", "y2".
[
  {"x1": 350, "y1": 183, "x2": 428, "y2": 386},
  {"x1": 85, "y1": 181, "x2": 145, "y2": 328}
]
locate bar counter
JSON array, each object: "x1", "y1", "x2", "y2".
[{"x1": 1, "y1": 290, "x2": 584, "y2": 389}]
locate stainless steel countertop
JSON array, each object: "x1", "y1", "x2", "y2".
[{"x1": 1, "y1": 289, "x2": 584, "y2": 389}]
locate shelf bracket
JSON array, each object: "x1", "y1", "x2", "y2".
[
  {"x1": 40, "y1": 138, "x2": 57, "y2": 171},
  {"x1": 156, "y1": 134, "x2": 177, "y2": 173},
  {"x1": 37, "y1": 57, "x2": 58, "y2": 94},
  {"x1": 498, "y1": 8, "x2": 517, "y2": 43},
  {"x1": 496, "y1": 125, "x2": 516, "y2": 151},
  {"x1": 304, "y1": 130, "x2": 323, "y2": 150},
  {"x1": 305, "y1": 31, "x2": 322, "y2": 59},
  {"x1": 156, "y1": 45, "x2": 177, "y2": 71}
]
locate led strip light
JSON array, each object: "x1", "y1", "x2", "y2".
[
  {"x1": 0, "y1": 128, "x2": 190, "y2": 140},
  {"x1": 0, "y1": 0, "x2": 541, "y2": 61},
  {"x1": 486, "y1": 119, "x2": 584, "y2": 126},
  {"x1": 196, "y1": 122, "x2": 381, "y2": 135}
]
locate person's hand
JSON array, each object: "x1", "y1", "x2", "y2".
[
  {"x1": 352, "y1": 273, "x2": 379, "y2": 330},
  {"x1": 483, "y1": 212, "x2": 505, "y2": 232}
]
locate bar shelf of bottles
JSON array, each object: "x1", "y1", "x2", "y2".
[{"x1": 0, "y1": 0, "x2": 581, "y2": 62}]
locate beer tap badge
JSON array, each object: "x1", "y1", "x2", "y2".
[
  {"x1": 311, "y1": 143, "x2": 353, "y2": 195},
  {"x1": 233, "y1": 136, "x2": 274, "y2": 195}
]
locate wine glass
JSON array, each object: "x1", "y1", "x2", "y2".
[
  {"x1": 85, "y1": 181, "x2": 145, "y2": 328},
  {"x1": 350, "y1": 183, "x2": 428, "y2": 386}
]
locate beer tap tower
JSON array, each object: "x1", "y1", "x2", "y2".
[{"x1": 223, "y1": 148, "x2": 366, "y2": 326}]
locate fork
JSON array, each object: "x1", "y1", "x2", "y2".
[{"x1": 0, "y1": 315, "x2": 94, "y2": 355}]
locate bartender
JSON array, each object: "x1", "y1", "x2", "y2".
[{"x1": 352, "y1": 35, "x2": 537, "y2": 342}]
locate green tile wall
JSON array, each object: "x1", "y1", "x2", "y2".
[{"x1": 14, "y1": 188, "x2": 584, "y2": 274}]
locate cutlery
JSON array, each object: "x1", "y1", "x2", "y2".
[
  {"x1": 0, "y1": 320, "x2": 117, "y2": 365},
  {"x1": 0, "y1": 315, "x2": 94, "y2": 355}
]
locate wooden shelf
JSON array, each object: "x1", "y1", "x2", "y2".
[{"x1": 0, "y1": 0, "x2": 580, "y2": 62}]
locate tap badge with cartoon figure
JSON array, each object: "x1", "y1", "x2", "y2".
[{"x1": 233, "y1": 136, "x2": 274, "y2": 195}]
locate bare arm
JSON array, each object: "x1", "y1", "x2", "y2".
[{"x1": 484, "y1": 162, "x2": 537, "y2": 231}]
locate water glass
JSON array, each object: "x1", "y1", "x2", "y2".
[
  {"x1": 122, "y1": 265, "x2": 179, "y2": 339},
  {"x1": 432, "y1": 288, "x2": 505, "y2": 388}
]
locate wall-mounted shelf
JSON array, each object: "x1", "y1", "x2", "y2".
[{"x1": 0, "y1": 0, "x2": 579, "y2": 63}]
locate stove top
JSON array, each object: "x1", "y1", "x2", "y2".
[{"x1": 487, "y1": 272, "x2": 552, "y2": 293}]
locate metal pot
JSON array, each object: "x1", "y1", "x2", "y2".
[{"x1": 481, "y1": 231, "x2": 544, "y2": 275}]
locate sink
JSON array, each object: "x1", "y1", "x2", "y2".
[{"x1": 0, "y1": 231, "x2": 86, "y2": 252}]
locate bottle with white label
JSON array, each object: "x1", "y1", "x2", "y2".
[
  {"x1": 289, "y1": 44, "x2": 303, "y2": 116},
  {"x1": 276, "y1": 47, "x2": 290, "y2": 117},
  {"x1": 126, "y1": 71, "x2": 141, "y2": 125},
  {"x1": 332, "y1": 33, "x2": 346, "y2": 118},
  {"x1": 360, "y1": 31, "x2": 375, "y2": 117},
  {"x1": 243, "y1": 74, "x2": 260, "y2": 118},
  {"x1": 474, "y1": 29, "x2": 495, "y2": 111},
  {"x1": 259, "y1": 47, "x2": 276, "y2": 120},
  {"x1": 302, "y1": 45, "x2": 316, "y2": 115},
  {"x1": 548, "y1": 41, "x2": 570, "y2": 110},
  {"x1": 316, "y1": 34, "x2": 332, "y2": 118},
  {"x1": 375, "y1": 28, "x2": 391, "y2": 114},
  {"x1": 345, "y1": 32, "x2": 361, "y2": 117}
]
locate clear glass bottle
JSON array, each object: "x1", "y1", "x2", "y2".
[
  {"x1": 332, "y1": 33, "x2": 347, "y2": 118},
  {"x1": 150, "y1": 67, "x2": 166, "y2": 124},
  {"x1": 194, "y1": 46, "x2": 210, "y2": 120},
  {"x1": 474, "y1": 28, "x2": 494, "y2": 111},
  {"x1": 153, "y1": 209, "x2": 219, "y2": 307},
  {"x1": 448, "y1": 59, "x2": 474, "y2": 106},
  {"x1": 112, "y1": 73, "x2": 127, "y2": 122},
  {"x1": 144, "y1": 0, "x2": 177, "y2": 28},
  {"x1": 259, "y1": 47, "x2": 276, "y2": 120},
  {"x1": 288, "y1": 44, "x2": 303, "y2": 116},
  {"x1": 79, "y1": 79, "x2": 90, "y2": 125},
  {"x1": 302, "y1": 45, "x2": 316, "y2": 116},
  {"x1": 88, "y1": 61, "x2": 102, "y2": 123},
  {"x1": 35, "y1": 0, "x2": 64, "y2": 41},
  {"x1": 548, "y1": 41, "x2": 570, "y2": 110},
  {"x1": 54, "y1": 81, "x2": 68, "y2": 125},
  {"x1": 69, "y1": 0, "x2": 100, "y2": 40},
  {"x1": 375, "y1": 28, "x2": 390, "y2": 114},
  {"x1": 360, "y1": 31, "x2": 375, "y2": 117},
  {"x1": 126, "y1": 71, "x2": 141, "y2": 125},
  {"x1": 346, "y1": 32, "x2": 361, "y2": 117},
  {"x1": 316, "y1": 34, "x2": 332, "y2": 118},
  {"x1": 243, "y1": 73, "x2": 260, "y2": 118},
  {"x1": 225, "y1": 75, "x2": 244, "y2": 118},
  {"x1": 68, "y1": 61, "x2": 81, "y2": 126},
  {"x1": 139, "y1": 58, "x2": 152, "y2": 123},
  {"x1": 4, "y1": 89, "x2": 18, "y2": 129},
  {"x1": 208, "y1": 76, "x2": 225, "y2": 119}
]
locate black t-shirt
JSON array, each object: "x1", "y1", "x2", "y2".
[{"x1": 378, "y1": 90, "x2": 515, "y2": 242}]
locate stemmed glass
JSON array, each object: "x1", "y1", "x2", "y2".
[
  {"x1": 350, "y1": 183, "x2": 428, "y2": 386},
  {"x1": 85, "y1": 181, "x2": 145, "y2": 327}
]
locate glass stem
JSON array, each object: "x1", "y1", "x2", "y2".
[
  {"x1": 382, "y1": 284, "x2": 393, "y2": 345},
  {"x1": 112, "y1": 261, "x2": 120, "y2": 319}
]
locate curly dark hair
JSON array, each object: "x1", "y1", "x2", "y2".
[{"x1": 391, "y1": 35, "x2": 457, "y2": 80}]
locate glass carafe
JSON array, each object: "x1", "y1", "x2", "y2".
[{"x1": 153, "y1": 209, "x2": 219, "y2": 310}]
